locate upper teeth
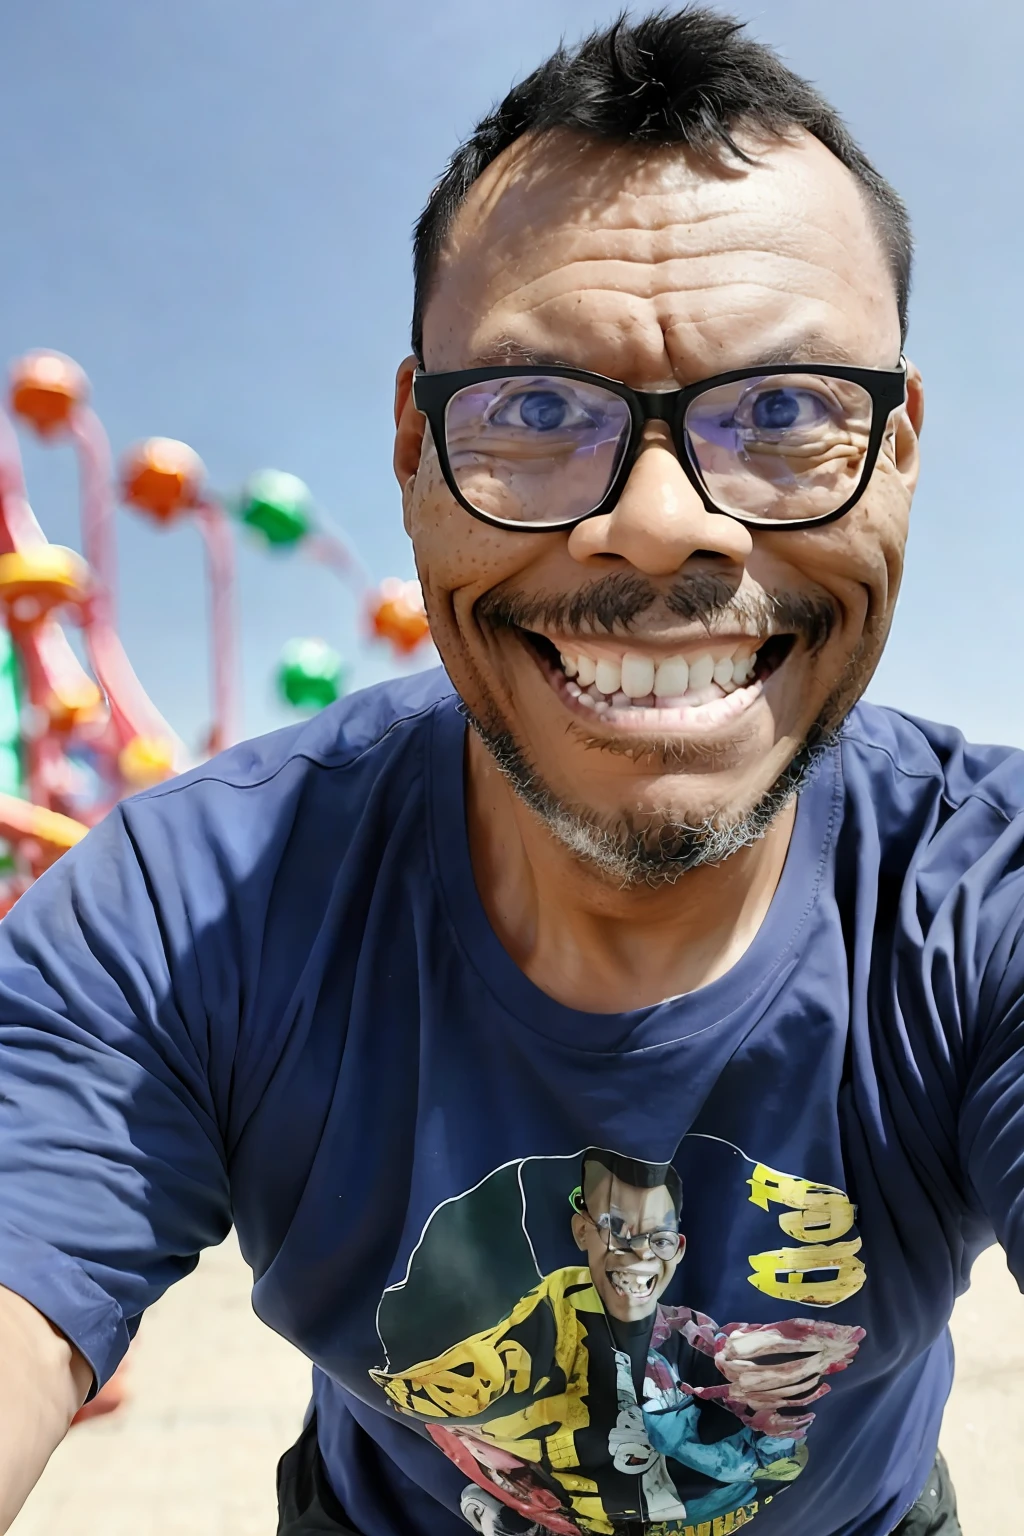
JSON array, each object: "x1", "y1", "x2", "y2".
[
  {"x1": 621, "y1": 653, "x2": 655, "y2": 699},
  {"x1": 558, "y1": 647, "x2": 757, "y2": 700},
  {"x1": 609, "y1": 1270, "x2": 657, "y2": 1295},
  {"x1": 595, "y1": 657, "x2": 622, "y2": 697}
]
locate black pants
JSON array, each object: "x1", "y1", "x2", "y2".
[
  {"x1": 276, "y1": 1417, "x2": 961, "y2": 1536},
  {"x1": 277, "y1": 1416, "x2": 360, "y2": 1534},
  {"x1": 892, "y1": 1453, "x2": 960, "y2": 1535}
]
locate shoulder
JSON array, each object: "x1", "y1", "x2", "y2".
[
  {"x1": 34, "y1": 669, "x2": 459, "y2": 941},
  {"x1": 139, "y1": 667, "x2": 454, "y2": 802},
  {"x1": 838, "y1": 703, "x2": 1024, "y2": 882},
  {"x1": 840, "y1": 702, "x2": 1024, "y2": 825},
  {"x1": 119, "y1": 668, "x2": 456, "y2": 852},
  {"x1": 839, "y1": 704, "x2": 1024, "y2": 1046}
]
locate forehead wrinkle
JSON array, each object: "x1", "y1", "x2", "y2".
[
  {"x1": 466, "y1": 282, "x2": 886, "y2": 384},
  {"x1": 428, "y1": 128, "x2": 898, "y2": 360},
  {"x1": 484, "y1": 246, "x2": 884, "y2": 315},
  {"x1": 456, "y1": 131, "x2": 864, "y2": 265},
  {"x1": 539, "y1": 264, "x2": 890, "y2": 342},
  {"x1": 475, "y1": 204, "x2": 755, "y2": 271},
  {"x1": 461, "y1": 177, "x2": 887, "y2": 286},
  {"x1": 448, "y1": 132, "x2": 740, "y2": 259},
  {"x1": 493, "y1": 281, "x2": 873, "y2": 380},
  {"x1": 489, "y1": 297, "x2": 673, "y2": 382},
  {"x1": 434, "y1": 195, "x2": 893, "y2": 363},
  {"x1": 447, "y1": 163, "x2": 886, "y2": 297},
  {"x1": 467, "y1": 227, "x2": 893, "y2": 346}
]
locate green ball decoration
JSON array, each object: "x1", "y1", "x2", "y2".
[
  {"x1": 277, "y1": 638, "x2": 346, "y2": 711},
  {"x1": 238, "y1": 469, "x2": 314, "y2": 548}
]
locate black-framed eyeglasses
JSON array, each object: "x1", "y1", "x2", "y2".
[
  {"x1": 570, "y1": 1187, "x2": 682, "y2": 1261},
  {"x1": 413, "y1": 360, "x2": 907, "y2": 534}
]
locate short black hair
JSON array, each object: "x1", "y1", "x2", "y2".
[
  {"x1": 582, "y1": 1147, "x2": 683, "y2": 1218},
  {"x1": 412, "y1": 7, "x2": 912, "y2": 359}
]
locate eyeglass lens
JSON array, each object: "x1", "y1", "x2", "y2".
[
  {"x1": 443, "y1": 372, "x2": 876, "y2": 526},
  {"x1": 598, "y1": 1213, "x2": 680, "y2": 1260},
  {"x1": 444, "y1": 376, "x2": 632, "y2": 526}
]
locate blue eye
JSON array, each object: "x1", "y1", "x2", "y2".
[
  {"x1": 752, "y1": 390, "x2": 800, "y2": 430},
  {"x1": 518, "y1": 391, "x2": 570, "y2": 430},
  {"x1": 747, "y1": 388, "x2": 830, "y2": 433},
  {"x1": 489, "y1": 387, "x2": 597, "y2": 433}
]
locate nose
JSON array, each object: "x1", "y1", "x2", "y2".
[{"x1": 567, "y1": 426, "x2": 753, "y2": 575}]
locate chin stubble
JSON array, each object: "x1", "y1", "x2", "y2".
[
  {"x1": 463, "y1": 571, "x2": 863, "y2": 887},
  {"x1": 463, "y1": 705, "x2": 839, "y2": 889}
]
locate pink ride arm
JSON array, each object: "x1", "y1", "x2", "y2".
[
  {"x1": 304, "y1": 528, "x2": 371, "y2": 591},
  {"x1": 0, "y1": 414, "x2": 108, "y2": 808},
  {"x1": 68, "y1": 409, "x2": 188, "y2": 766},
  {"x1": 0, "y1": 413, "x2": 48, "y2": 554},
  {"x1": 69, "y1": 407, "x2": 117, "y2": 620},
  {"x1": 1, "y1": 403, "x2": 187, "y2": 775},
  {"x1": 195, "y1": 498, "x2": 238, "y2": 754},
  {"x1": 82, "y1": 618, "x2": 188, "y2": 766}
]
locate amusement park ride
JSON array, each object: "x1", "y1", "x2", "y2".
[{"x1": 0, "y1": 348, "x2": 432, "y2": 920}]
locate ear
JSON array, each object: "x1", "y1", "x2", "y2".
[
  {"x1": 892, "y1": 358, "x2": 924, "y2": 488},
  {"x1": 393, "y1": 355, "x2": 426, "y2": 535},
  {"x1": 904, "y1": 359, "x2": 924, "y2": 436},
  {"x1": 571, "y1": 1213, "x2": 589, "y2": 1252}
]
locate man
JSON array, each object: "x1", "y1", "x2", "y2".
[
  {"x1": 0, "y1": 8, "x2": 1010, "y2": 1535},
  {"x1": 370, "y1": 1148, "x2": 862, "y2": 1533}
]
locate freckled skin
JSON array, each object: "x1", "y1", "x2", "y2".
[{"x1": 392, "y1": 127, "x2": 925, "y2": 1010}]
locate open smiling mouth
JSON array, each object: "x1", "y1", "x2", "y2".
[
  {"x1": 518, "y1": 627, "x2": 796, "y2": 733},
  {"x1": 608, "y1": 1267, "x2": 659, "y2": 1299}
]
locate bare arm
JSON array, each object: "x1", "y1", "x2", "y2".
[{"x1": 0, "y1": 1285, "x2": 92, "y2": 1533}]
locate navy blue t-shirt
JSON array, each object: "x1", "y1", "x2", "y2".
[{"x1": 0, "y1": 670, "x2": 1021, "y2": 1536}]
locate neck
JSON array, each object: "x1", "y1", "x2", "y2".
[{"x1": 465, "y1": 729, "x2": 797, "y2": 1014}]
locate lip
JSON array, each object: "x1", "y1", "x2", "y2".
[
  {"x1": 537, "y1": 644, "x2": 769, "y2": 736},
  {"x1": 536, "y1": 629, "x2": 769, "y2": 665},
  {"x1": 607, "y1": 1265, "x2": 660, "y2": 1299}
]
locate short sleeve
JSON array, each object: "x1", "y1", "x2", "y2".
[
  {"x1": 957, "y1": 836, "x2": 1024, "y2": 1290},
  {"x1": 0, "y1": 805, "x2": 233, "y2": 1388}
]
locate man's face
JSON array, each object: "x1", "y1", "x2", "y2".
[
  {"x1": 395, "y1": 128, "x2": 923, "y2": 867},
  {"x1": 571, "y1": 1169, "x2": 684, "y2": 1322}
]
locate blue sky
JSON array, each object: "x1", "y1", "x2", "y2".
[{"x1": 1, "y1": 1, "x2": 1019, "y2": 746}]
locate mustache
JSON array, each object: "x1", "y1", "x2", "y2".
[{"x1": 476, "y1": 572, "x2": 837, "y2": 652}]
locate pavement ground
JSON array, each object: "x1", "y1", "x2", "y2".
[{"x1": 9, "y1": 1235, "x2": 1022, "y2": 1535}]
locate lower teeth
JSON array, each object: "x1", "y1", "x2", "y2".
[
  {"x1": 567, "y1": 679, "x2": 745, "y2": 709},
  {"x1": 613, "y1": 1274, "x2": 652, "y2": 1294}
]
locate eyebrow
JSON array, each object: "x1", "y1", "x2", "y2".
[
  {"x1": 466, "y1": 338, "x2": 582, "y2": 369},
  {"x1": 756, "y1": 332, "x2": 864, "y2": 366},
  {"x1": 467, "y1": 331, "x2": 878, "y2": 374}
]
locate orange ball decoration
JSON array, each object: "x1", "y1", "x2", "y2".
[
  {"x1": 120, "y1": 438, "x2": 205, "y2": 524},
  {"x1": 370, "y1": 578, "x2": 431, "y2": 655},
  {"x1": 9, "y1": 351, "x2": 89, "y2": 438}
]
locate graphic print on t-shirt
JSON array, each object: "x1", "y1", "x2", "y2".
[{"x1": 368, "y1": 1140, "x2": 866, "y2": 1536}]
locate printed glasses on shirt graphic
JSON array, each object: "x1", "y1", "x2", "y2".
[
  {"x1": 442, "y1": 371, "x2": 875, "y2": 526},
  {"x1": 591, "y1": 1211, "x2": 682, "y2": 1262},
  {"x1": 570, "y1": 1185, "x2": 682, "y2": 1261}
]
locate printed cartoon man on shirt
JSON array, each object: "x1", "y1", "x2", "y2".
[{"x1": 370, "y1": 1148, "x2": 864, "y2": 1535}]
